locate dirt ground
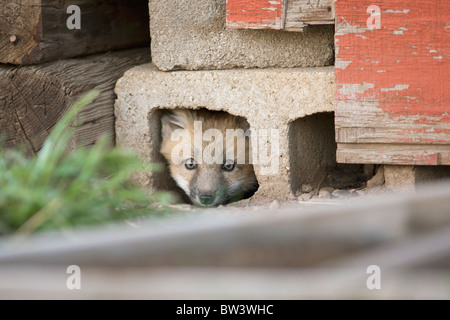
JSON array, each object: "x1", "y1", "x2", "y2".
[{"x1": 164, "y1": 165, "x2": 390, "y2": 212}]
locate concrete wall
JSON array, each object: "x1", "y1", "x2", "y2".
[{"x1": 150, "y1": 0, "x2": 334, "y2": 71}]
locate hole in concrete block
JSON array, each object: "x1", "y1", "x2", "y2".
[
  {"x1": 288, "y1": 112, "x2": 375, "y2": 194},
  {"x1": 149, "y1": 108, "x2": 259, "y2": 205},
  {"x1": 415, "y1": 166, "x2": 450, "y2": 186}
]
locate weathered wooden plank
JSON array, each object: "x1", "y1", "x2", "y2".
[
  {"x1": 337, "y1": 144, "x2": 450, "y2": 165},
  {"x1": 331, "y1": 227, "x2": 450, "y2": 269},
  {"x1": 1, "y1": 186, "x2": 450, "y2": 299},
  {"x1": 226, "y1": 0, "x2": 334, "y2": 32},
  {"x1": 1, "y1": 267, "x2": 449, "y2": 299},
  {"x1": 2, "y1": 185, "x2": 450, "y2": 268},
  {"x1": 0, "y1": 48, "x2": 150, "y2": 156},
  {"x1": 0, "y1": 0, "x2": 150, "y2": 65},
  {"x1": 335, "y1": 0, "x2": 450, "y2": 165},
  {"x1": 226, "y1": 0, "x2": 285, "y2": 30},
  {"x1": 284, "y1": 0, "x2": 334, "y2": 31}
]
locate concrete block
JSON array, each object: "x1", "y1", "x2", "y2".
[
  {"x1": 149, "y1": 0, "x2": 334, "y2": 71},
  {"x1": 115, "y1": 64, "x2": 335, "y2": 201},
  {"x1": 385, "y1": 166, "x2": 450, "y2": 192}
]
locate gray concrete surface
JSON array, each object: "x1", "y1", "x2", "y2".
[
  {"x1": 384, "y1": 165, "x2": 450, "y2": 191},
  {"x1": 149, "y1": 0, "x2": 334, "y2": 71}
]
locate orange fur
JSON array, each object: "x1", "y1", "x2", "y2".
[{"x1": 160, "y1": 109, "x2": 258, "y2": 207}]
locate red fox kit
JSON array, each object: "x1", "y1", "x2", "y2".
[{"x1": 160, "y1": 109, "x2": 259, "y2": 207}]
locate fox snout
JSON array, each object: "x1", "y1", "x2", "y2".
[
  {"x1": 186, "y1": 165, "x2": 257, "y2": 207},
  {"x1": 188, "y1": 169, "x2": 228, "y2": 207},
  {"x1": 191, "y1": 186, "x2": 226, "y2": 207}
]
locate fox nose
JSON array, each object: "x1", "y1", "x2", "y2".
[{"x1": 199, "y1": 194, "x2": 215, "y2": 206}]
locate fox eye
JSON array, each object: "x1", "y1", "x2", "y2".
[
  {"x1": 222, "y1": 159, "x2": 235, "y2": 172},
  {"x1": 184, "y1": 158, "x2": 197, "y2": 170}
]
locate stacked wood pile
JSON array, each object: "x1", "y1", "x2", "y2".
[{"x1": 0, "y1": 0, "x2": 151, "y2": 154}]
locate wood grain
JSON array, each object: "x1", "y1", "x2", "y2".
[
  {"x1": 226, "y1": 0, "x2": 334, "y2": 32},
  {"x1": 1, "y1": 185, "x2": 450, "y2": 298},
  {"x1": 335, "y1": 0, "x2": 450, "y2": 165},
  {"x1": 285, "y1": 0, "x2": 334, "y2": 31},
  {"x1": 337, "y1": 144, "x2": 450, "y2": 165},
  {"x1": 0, "y1": 48, "x2": 150, "y2": 156},
  {"x1": 0, "y1": 0, "x2": 150, "y2": 64}
]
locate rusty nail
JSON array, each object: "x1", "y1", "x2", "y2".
[{"x1": 10, "y1": 35, "x2": 17, "y2": 43}]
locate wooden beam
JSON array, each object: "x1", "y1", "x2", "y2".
[
  {"x1": 0, "y1": 48, "x2": 151, "y2": 156},
  {"x1": 2, "y1": 185, "x2": 450, "y2": 267},
  {"x1": 337, "y1": 144, "x2": 450, "y2": 165},
  {"x1": 0, "y1": 0, "x2": 150, "y2": 64},
  {"x1": 335, "y1": 0, "x2": 450, "y2": 165}
]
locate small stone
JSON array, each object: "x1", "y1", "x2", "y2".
[
  {"x1": 348, "y1": 189, "x2": 361, "y2": 197},
  {"x1": 318, "y1": 189, "x2": 331, "y2": 199},
  {"x1": 269, "y1": 200, "x2": 280, "y2": 209},
  {"x1": 9, "y1": 35, "x2": 17, "y2": 43},
  {"x1": 298, "y1": 192, "x2": 314, "y2": 202},
  {"x1": 301, "y1": 184, "x2": 313, "y2": 193},
  {"x1": 320, "y1": 187, "x2": 335, "y2": 193},
  {"x1": 332, "y1": 190, "x2": 350, "y2": 198},
  {"x1": 356, "y1": 189, "x2": 367, "y2": 196}
]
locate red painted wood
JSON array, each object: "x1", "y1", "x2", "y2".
[
  {"x1": 335, "y1": 0, "x2": 450, "y2": 165},
  {"x1": 226, "y1": 0, "x2": 285, "y2": 29}
]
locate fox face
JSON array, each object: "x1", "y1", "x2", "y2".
[{"x1": 160, "y1": 109, "x2": 259, "y2": 207}]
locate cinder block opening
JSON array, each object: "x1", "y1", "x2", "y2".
[
  {"x1": 148, "y1": 108, "x2": 259, "y2": 204},
  {"x1": 414, "y1": 166, "x2": 450, "y2": 185},
  {"x1": 288, "y1": 112, "x2": 375, "y2": 194}
]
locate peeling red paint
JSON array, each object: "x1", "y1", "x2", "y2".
[
  {"x1": 226, "y1": 0, "x2": 284, "y2": 29},
  {"x1": 335, "y1": 0, "x2": 450, "y2": 164}
]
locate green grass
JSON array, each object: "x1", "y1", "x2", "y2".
[{"x1": 0, "y1": 90, "x2": 172, "y2": 236}]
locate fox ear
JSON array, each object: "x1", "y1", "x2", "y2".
[{"x1": 160, "y1": 109, "x2": 193, "y2": 140}]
